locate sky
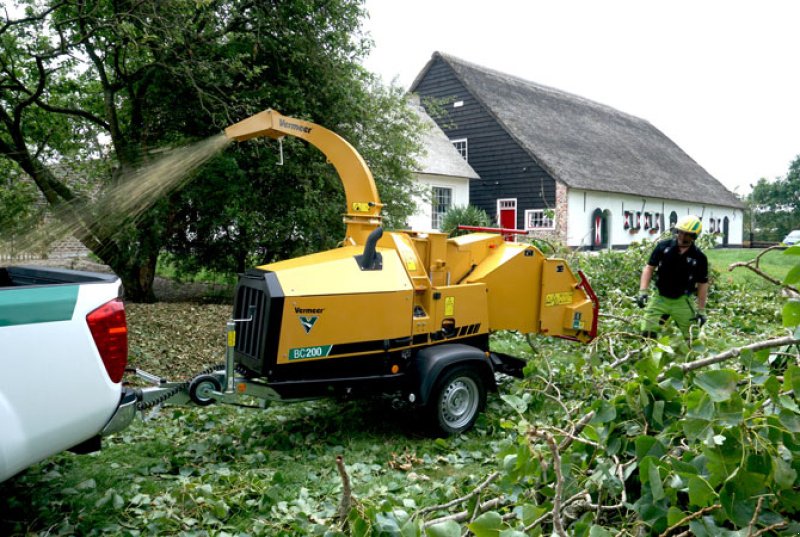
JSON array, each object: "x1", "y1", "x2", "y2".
[{"x1": 361, "y1": 0, "x2": 800, "y2": 197}]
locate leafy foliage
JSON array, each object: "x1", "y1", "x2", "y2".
[
  {"x1": 2, "y1": 246, "x2": 800, "y2": 536},
  {"x1": 440, "y1": 205, "x2": 492, "y2": 237},
  {"x1": 747, "y1": 154, "x2": 800, "y2": 241}
]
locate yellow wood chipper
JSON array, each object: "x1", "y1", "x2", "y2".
[{"x1": 132, "y1": 109, "x2": 599, "y2": 435}]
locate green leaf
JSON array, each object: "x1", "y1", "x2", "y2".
[
  {"x1": 682, "y1": 418, "x2": 712, "y2": 443},
  {"x1": 773, "y1": 455, "x2": 798, "y2": 490},
  {"x1": 635, "y1": 354, "x2": 660, "y2": 381},
  {"x1": 499, "y1": 530, "x2": 527, "y2": 537},
  {"x1": 779, "y1": 409, "x2": 800, "y2": 433},
  {"x1": 427, "y1": 520, "x2": 461, "y2": 537},
  {"x1": 720, "y1": 471, "x2": 767, "y2": 527},
  {"x1": 588, "y1": 526, "x2": 615, "y2": 537},
  {"x1": 648, "y1": 462, "x2": 665, "y2": 501},
  {"x1": 667, "y1": 506, "x2": 686, "y2": 526},
  {"x1": 590, "y1": 400, "x2": 617, "y2": 424},
  {"x1": 635, "y1": 436, "x2": 666, "y2": 460},
  {"x1": 688, "y1": 476, "x2": 716, "y2": 507},
  {"x1": 717, "y1": 393, "x2": 744, "y2": 426},
  {"x1": 468, "y1": 511, "x2": 505, "y2": 537},
  {"x1": 788, "y1": 365, "x2": 800, "y2": 400},
  {"x1": 693, "y1": 370, "x2": 739, "y2": 402},
  {"x1": 784, "y1": 245, "x2": 800, "y2": 256},
  {"x1": 501, "y1": 394, "x2": 527, "y2": 414},
  {"x1": 514, "y1": 504, "x2": 546, "y2": 526},
  {"x1": 783, "y1": 300, "x2": 800, "y2": 327},
  {"x1": 784, "y1": 263, "x2": 800, "y2": 284}
]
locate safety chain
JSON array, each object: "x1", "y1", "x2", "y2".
[{"x1": 135, "y1": 363, "x2": 232, "y2": 411}]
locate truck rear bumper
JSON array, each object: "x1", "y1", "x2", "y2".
[{"x1": 100, "y1": 388, "x2": 137, "y2": 435}]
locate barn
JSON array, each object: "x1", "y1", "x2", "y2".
[{"x1": 410, "y1": 52, "x2": 744, "y2": 248}]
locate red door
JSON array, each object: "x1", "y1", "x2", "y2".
[{"x1": 497, "y1": 199, "x2": 517, "y2": 242}]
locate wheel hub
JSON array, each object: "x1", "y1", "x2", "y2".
[{"x1": 440, "y1": 378, "x2": 478, "y2": 427}]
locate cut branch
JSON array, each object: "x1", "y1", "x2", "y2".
[
  {"x1": 728, "y1": 246, "x2": 800, "y2": 294},
  {"x1": 335, "y1": 455, "x2": 352, "y2": 521},
  {"x1": 415, "y1": 472, "x2": 500, "y2": 518},
  {"x1": 657, "y1": 336, "x2": 800, "y2": 381}
]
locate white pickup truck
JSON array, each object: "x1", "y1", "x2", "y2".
[{"x1": 0, "y1": 266, "x2": 137, "y2": 482}]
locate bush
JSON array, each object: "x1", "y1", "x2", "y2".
[{"x1": 440, "y1": 205, "x2": 492, "y2": 236}]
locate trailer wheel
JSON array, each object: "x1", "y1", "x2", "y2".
[
  {"x1": 427, "y1": 365, "x2": 486, "y2": 435},
  {"x1": 188, "y1": 374, "x2": 222, "y2": 406}
]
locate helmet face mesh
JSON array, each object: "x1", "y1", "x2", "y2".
[{"x1": 675, "y1": 215, "x2": 702, "y2": 235}]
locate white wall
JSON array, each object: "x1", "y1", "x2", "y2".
[
  {"x1": 566, "y1": 189, "x2": 744, "y2": 248},
  {"x1": 407, "y1": 173, "x2": 470, "y2": 231}
]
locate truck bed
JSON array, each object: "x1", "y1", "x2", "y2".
[{"x1": 0, "y1": 265, "x2": 117, "y2": 287}]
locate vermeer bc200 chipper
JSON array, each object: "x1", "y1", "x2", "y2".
[{"x1": 132, "y1": 109, "x2": 599, "y2": 434}]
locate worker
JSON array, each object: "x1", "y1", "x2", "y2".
[{"x1": 637, "y1": 215, "x2": 708, "y2": 339}]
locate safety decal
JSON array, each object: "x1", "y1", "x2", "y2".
[
  {"x1": 572, "y1": 312, "x2": 584, "y2": 330},
  {"x1": 444, "y1": 296, "x2": 455, "y2": 316},
  {"x1": 289, "y1": 345, "x2": 332, "y2": 360},
  {"x1": 299, "y1": 316, "x2": 318, "y2": 334},
  {"x1": 545, "y1": 291, "x2": 572, "y2": 307}
]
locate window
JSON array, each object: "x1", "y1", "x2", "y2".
[
  {"x1": 451, "y1": 138, "x2": 468, "y2": 161},
  {"x1": 431, "y1": 186, "x2": 452, "y2": 230},
  {"x1": 525, "y1": 209, "x2": 555, "y2": 230}
]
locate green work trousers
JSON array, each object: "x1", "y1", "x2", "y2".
[{"x1": 640, "y1": 292, "x2": 699, "y2": 339}]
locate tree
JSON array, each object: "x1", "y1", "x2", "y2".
[
  {"x1": 0, "y1": 0, "x2": 421, "y2": 300},
  {"x1": 747, "y1": 154, "x2": 800, "y2": 241},
  {"x1": 0, "y1": 161, "x2": 41, "y2": 252}
]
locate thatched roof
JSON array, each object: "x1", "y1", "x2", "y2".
[{"x1": 411, "y1": 52, "x2": 743, "y2": 209}]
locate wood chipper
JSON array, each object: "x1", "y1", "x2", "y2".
[{"x1": 132, "y1": 110, "x2": 598, "y2": 435}]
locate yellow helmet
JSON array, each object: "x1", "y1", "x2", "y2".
[{"x1": 675, "y1": 215, "x2": 702, "y2": 236}]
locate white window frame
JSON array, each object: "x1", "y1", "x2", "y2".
[
  {"x1": 431, "y1": 186, "x2": 453, "y2": 230},
  {"x1": 524, "y1": 209, "x2": 556, "y2": 230},
  {"x1": 451, "y1": 138, "x2": 468, "y2": 161}
]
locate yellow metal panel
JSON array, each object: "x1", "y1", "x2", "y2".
[
  {"x1": 539, "y1": 258, "x2": 594, "y2": 340},
  {"x1": 466, "y1": 243, "x2": 542, "y2": 332},
  {"x1": 276, "y1": 291, "x2": 412, "y2": 364},
  {"x1": 431, "y1": 283, "x2": 488, "y2": 335},
  {"x1": 260, "y1": 247, "x2": 412, "y2": 296},
  {"x1": 386, "y1": 233, "x2": 430, "y2": 291}
]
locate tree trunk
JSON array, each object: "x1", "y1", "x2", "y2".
[{"x1": 116, "y1": 258, "x2": 158, "y2": 303}]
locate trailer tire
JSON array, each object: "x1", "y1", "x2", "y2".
[
  {"x1": 188, "y1": 374, "x2": 222, "y2": 406},
  {"x1": 427, "y1": 365, "x2": 486, "y2": 435}
]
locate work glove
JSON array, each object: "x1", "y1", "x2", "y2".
[
  {"x1": 636, "y1": 291, "x2": 649, "y2": 309},
  {"x1": 695, "y1": 308, "x2": 707, "y2": 326}
]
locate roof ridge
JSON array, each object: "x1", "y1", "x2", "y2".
[{"x1": 435, "y1": 51, "x2": 651, "y2": 127}]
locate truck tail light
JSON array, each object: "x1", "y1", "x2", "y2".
[{"x1": 86, "y1": 298, "x2": 129, "y2": 383}]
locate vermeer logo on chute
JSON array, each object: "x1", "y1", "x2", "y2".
[
  {"x1": 279, "y1": 118, "x2": 312, "y2": 134},
  {"x1": 299, "y1": 316, "x2": 318, "y2": 334}
]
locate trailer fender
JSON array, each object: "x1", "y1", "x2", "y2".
[{"x1": 413, "y1": 344, "x2": 496, "y2": 406}]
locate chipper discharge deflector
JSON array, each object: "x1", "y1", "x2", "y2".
[{"x1": 132, "y1": 109, "x2": 598, "y2": 435}]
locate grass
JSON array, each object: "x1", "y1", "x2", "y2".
[
  {"x1": 0, "y1": 396, "x2": 507, "y2": 536},
  {"x1": 706, "y1": 246, "x2": 795, "y2": 288}
]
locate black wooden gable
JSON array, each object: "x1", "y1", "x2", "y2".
[{"x1": 412, "y1": 55, "x2": 556, "y2": 229}]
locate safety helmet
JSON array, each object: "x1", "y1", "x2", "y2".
[{"x1": 675, "y1": 215, "x2": 702, "y2": 236}]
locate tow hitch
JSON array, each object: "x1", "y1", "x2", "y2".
[{"x1": 130, "y1": 311, "x2": 280, "y2": 411}]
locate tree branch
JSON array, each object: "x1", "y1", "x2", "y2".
[
  {"x1": 657, "y1": 336, "x2": 800, "y2": 380},
  {"x1": 335, "y1": 455, "x2": 352, "y2": 521},
  {"x1": 415, "y1": 472, "x2": 500, "y2": 518},
  {"x1": 529, "y1": 428, "x2": 567, "y2": 537},
  {"x1": 728, "y1": 246, "x2": 800, "y2": 294}
]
